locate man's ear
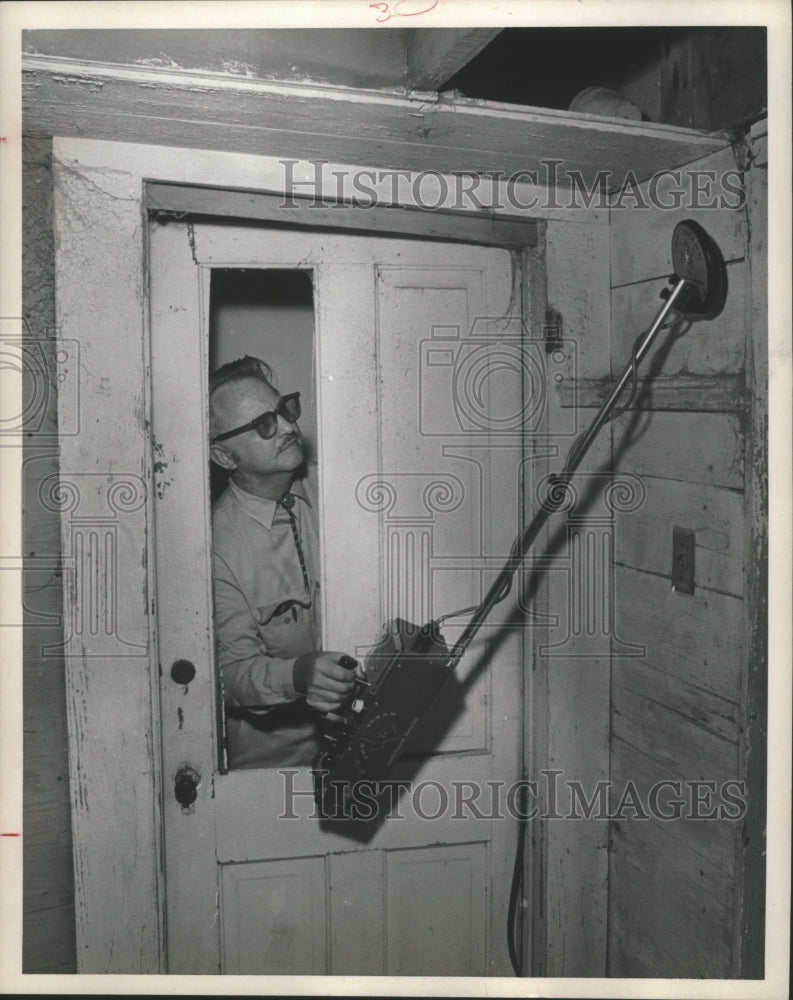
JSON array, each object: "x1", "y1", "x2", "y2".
[{"x1": 210, "y1": 442, "x2": 238, "y2": 471}]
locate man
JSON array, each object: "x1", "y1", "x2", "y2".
[{"x1": 209, "y1": 355, "x2": 359, "y2": 769}]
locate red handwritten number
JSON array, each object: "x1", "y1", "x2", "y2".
[
  {"x1": 369, "y1": 1, "x2": 391, "y2": 21},
  {"x1": 369, "y1": 0, "x2": 438, "y2": 23}
]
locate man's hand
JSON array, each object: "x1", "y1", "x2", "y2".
[{"x1": 293, "y1": 652, "x2": 361, "y2": 713}]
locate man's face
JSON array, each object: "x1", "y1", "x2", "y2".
[{"x1": 210, "y1": 377, "x2": 304, "y2": 479}]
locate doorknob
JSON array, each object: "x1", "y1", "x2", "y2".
[
  {"x1": 170, "y1": 658, "x2": 196, "y2": 685},
  {"x1": 174, "y1": 765, "x2": 201, "y2": 807}
]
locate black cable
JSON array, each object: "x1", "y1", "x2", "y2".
[
  {"x1": 608, "y1": 330, "x2": 642, "y2": 421},
  {"x1": 559, "y1": 317, "x2": 679, "y2": 485},
  {"x1": 504, "y1": 312, "x2": 683, "y2": 976},
  {"x1": 607, "y1": 317, "x2": 678, "y2": 423},
  {"x1": 440, "y1": 307, "x2": 687, "y2": 973},
  {"x1": 440, "y1": 322, "x2": 656, "y2": 630},
  {"x1": 507, "y1": 779, "x2": 529, "y2": 976}
]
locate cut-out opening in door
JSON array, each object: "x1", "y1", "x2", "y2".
[
  {"x1": 208, "y1": 268, "x2": 321, "y2": 771},
  {"x1": 209, "y1": 268, "x2": 317, "y2": 500}
]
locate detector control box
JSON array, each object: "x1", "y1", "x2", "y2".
[{"x1": 312, "y1": 618, "x2": 452, "y2": 817}]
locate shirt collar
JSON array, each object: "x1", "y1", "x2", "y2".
[{"x1": 227, "y1": 475, "x2": 311, "y2": 530}]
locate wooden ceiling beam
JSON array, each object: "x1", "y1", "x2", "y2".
[{"x1": 22, "y1": 56, "x2": 729, "y2": 194}]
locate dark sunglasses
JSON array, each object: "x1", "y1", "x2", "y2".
[{"x1": 211, "y1": 392, "x2": 301, "y2": 443}]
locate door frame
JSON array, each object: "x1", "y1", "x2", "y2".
[{"x1": 51, "y1": 135, "x2": 603, "y2": 974}]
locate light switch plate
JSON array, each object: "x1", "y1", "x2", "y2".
[{"x1": 672, "y1": 526, "x2": 695, "y2": 594}]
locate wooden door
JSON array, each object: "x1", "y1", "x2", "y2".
[{"x1": 149, "y1": 218, "x2": 525, "y2": 975}]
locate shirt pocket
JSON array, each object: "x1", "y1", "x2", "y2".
[{"x1": 256, "y1": 595, "x2": 315, "y2": 659}]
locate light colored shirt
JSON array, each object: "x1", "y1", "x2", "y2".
[{"x1": 212, "y1": 468, "x2": 322, "y2": 769}]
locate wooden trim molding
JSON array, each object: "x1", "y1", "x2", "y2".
[
  {"x1": 734, "y1": 119, "x2": 768, "y2": 979},
  {"x1": 559, "y1": 374, "x2": 748, "y2": 412},
  {"x1": 146, "y1": 181, "x2": 539, "y2": 249}
]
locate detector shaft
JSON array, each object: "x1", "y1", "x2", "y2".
[{"x1": 446, "y1": 276, "x2": 689, "y2": 668}]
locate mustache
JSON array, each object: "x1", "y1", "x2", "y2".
[{"x1": 279, "y1": 431, "x2": 301, "y2": 452}]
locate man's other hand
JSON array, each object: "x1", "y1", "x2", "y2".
[{"x1": 293, "y1": 652, "x2": 360, "y2": 713}]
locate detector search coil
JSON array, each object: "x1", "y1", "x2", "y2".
[{"x1": 670, "y1": 219, "x2": 728, "y2": 318}]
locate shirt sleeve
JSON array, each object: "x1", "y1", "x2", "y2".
[{"x1": 213, "y1": 550, "x2": 300, "y2": 709}]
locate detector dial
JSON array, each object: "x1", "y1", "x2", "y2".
[{"x1": 670, "y1": 219, "x2": 728, "y2": 318}]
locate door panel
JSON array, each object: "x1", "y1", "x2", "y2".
[
  {"x1": 150, "y1": 218, "x2": 524, "y2": 975},
  {"x1": 385, "y1": 843, "x2": 487, "y2": 976},
  {"x1": 329, "y1": 851, "x2": 384, "y2": 974},
  {"x1": 221, "y1": 857, "x2": 327, "y2": 974}
]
